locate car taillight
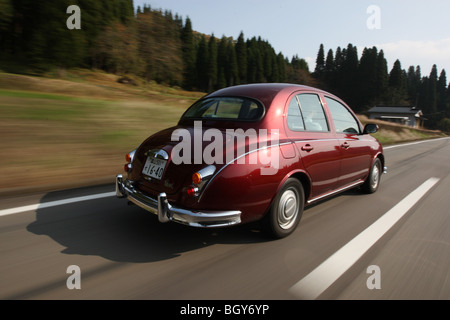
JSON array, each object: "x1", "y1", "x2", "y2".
[
  {"x1": 124, "y1": 163, "x2": 132, "y2": 172},
  {"x1": 186, "y1": 186, "x2": 198, "y2": 197}
]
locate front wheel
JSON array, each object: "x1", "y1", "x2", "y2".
[
  {"x1": 263, "y1": 178, "x2": 304, "y2": 239},
  {"x1": 361, "y1": 158, "x2": 382, "y2": 194}
]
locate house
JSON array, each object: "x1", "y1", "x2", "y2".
[{"x1": 367, "y1": 106, "x2": 425, "y2": 128}]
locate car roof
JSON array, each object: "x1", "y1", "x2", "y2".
[{"x1": 206, "y1": 83, "x2": 327, "y2": 108}]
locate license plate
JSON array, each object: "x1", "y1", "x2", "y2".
[{"x1": 142, "y1": 157, "x2": 167, "y2": 180}]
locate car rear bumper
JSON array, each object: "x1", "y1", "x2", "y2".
[{"x1": 115, "y1": 174, "x2": 241, "y2": 228}]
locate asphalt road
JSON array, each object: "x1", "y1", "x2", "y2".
[{"x1": 1, "y1": 137, "x2": 449, "y2": 301}]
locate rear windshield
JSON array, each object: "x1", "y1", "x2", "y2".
[{"x1": 181, "y1": 97, "x2": 264, "y2": 121}]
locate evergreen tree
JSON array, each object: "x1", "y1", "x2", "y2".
[
  {"x1": 225, "y1": 39, "x2": 238, "y2": 86},
  {"x1": 436, "y1": 69, "x2": 447, "y2": 112},
  {"x1": 277, "y1": 53, "x2": 286, "y2": 83},
  {"x1": 389, "y1": 60, "x2": 403, "y2": 88},
  {"x1": 357, "y1": 47, "x2": 378, "y2": 108},
  {"x1": 195, "y1": 35, "x2": 209, "y2": 91},
  {"x1": 375, "y1": 50, "x2": 388, "y2": 104},
  {"x1": 246, "y1": 37, "x2": 264, "y2": 83},
  {"x1": 207, "y1": 34, "x2": 218, "y2": 92},
  {"x1": 340, "y1": 44, "x2": 359, "y2": 108},
  {"x1": 428, "y1": 64, "x2": 438, "y2": 114},
  {"x1": 387, "y1": 59, "x2": 407, "y2": 104},
  {"x1": 235, "y1": 32, "x2": 247, "y2": 84},
  {"x1": 217, "y1": 36, "x2": 228, "y2": 89},
  {"x1": 181, "y1": 17, "x2": 196, "y2": 90},
  {"x1": 323, "y1": 48, "x2": 334, "y2": 86},
  {"x1": 314, "y1": 44, "x2": 325, "y2": 77},
  {"x1": 407, "y1": 66, "x2": 420, "y2": 106}
]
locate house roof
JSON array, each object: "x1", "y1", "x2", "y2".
[{"x1": 368, "y1": 106, "x2": 422, "y2": 115}]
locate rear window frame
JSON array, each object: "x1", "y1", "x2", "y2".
[{"x1": 180, "y1": 96, "x2": 266, "y2": 123}]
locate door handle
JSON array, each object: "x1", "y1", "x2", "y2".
[
  {"x1": 341, "y1": 142, "x2": 350, "y2": 149},
  {"x1": 301, "y1": 144, "x2": 314, "y2": 152}
]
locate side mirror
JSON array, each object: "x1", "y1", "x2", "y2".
[{"x1": 363, "y1": 123, "x2": 379, "y2": 134}]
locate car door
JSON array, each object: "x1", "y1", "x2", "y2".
[
  {"x1": 324, "y1": 96, "x2": 373, "y2": 188},
  {"x1": 285, "y1": 92, "x2": 341, "y2": 199}
]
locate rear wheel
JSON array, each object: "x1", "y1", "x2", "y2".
[
  {"x1": 362, "y1": 158, "x2": 382, "y2": 194},
  {"x1": 263, "y1": 178, "x2": 304, "y2": 239}
]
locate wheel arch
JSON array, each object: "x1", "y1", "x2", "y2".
[{"x1": 273, "y1": 170, "x2": 311, "y2": 206}]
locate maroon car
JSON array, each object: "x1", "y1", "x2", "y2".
[{"x1": 116, "y1": 83, "x2": 385, "y2": 238}]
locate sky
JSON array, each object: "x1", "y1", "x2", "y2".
[{"x1": 134, "y1": 0, "x2": 450, "y2": 78}]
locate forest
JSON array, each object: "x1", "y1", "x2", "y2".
[{"x1": 0, "y1": 0, "x2": 449, "y2": 131}]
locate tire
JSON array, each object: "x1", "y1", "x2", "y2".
[
  {"x1": 263, "y1": 178, "x2": 304, "y2": 239},
  {"x1": 361, "y1": 158, "x2": 382, "y2": 194}
]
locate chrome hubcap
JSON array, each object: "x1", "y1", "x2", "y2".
[
  {"x1": 371, "y1": 163, "x2": 380, "y2": 189},
  {"x1": 277, "y1": 189, "x2": 298, "y2": 230}
]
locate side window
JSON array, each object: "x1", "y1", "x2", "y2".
[
  {"x1": 287, "y1": 96, "x2": 305, "y2": 131},
  {"x1": 297, "y1": 94, "x2": 329, "y2": 132},
  {"x1": 325, "y1": 97, "x2": 360, "y2": 134}
]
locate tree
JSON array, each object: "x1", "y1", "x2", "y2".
[
  {"x1": 0, "y1": 0, "x2": 13, "y2": 55},
  {"x1": 195, "y1": 35, "x2": 209, "y2": 91},
  {"x1": 437, "y1": 69, "x2": 447, "y2": 112},
  {"x1": 207, "y1": 34, "x2": 218, "y2": 91},
  {"x1": 428, "y1": 64, "x2": 438, "y2": 114},
  {"x1": 357, "y1": 47, "x2": 378, "y2": 109},
  {"x1": 286, "y1": 55, "x2": 310, "y2": 84},
  {"x1": 323, "y1": 48, "x2": 334, "y2": 86},
  {"x1": 217, "y1": 36, "x2": 228, "y2": 89},
  {"x1": 314, "y1": 44, "x2": 325, "y2": 78},
  {"x1": 386, "y1": 59, "x2": 408, "y2": 105},
  {"x1": 375, "y1": 50, "x2": 388, "y2": 104},
  {"x1": 246, "y1": 37, "x2": 264, "y2": 83},
  {"x1": 92, "y1": 22, "x2": 140, "y2": 75},
  {"x1": 235, "y1": 32, "x2": 247, "y2": 84},
  {"x1": 225, "y1": 39, "x2": 238, "y2": 86},
  {"x1": 133, "y1": 9, "x2": 183, "y2": 84},
  {"x1": 181, "y1": 17, "x2": 196, "y2": 90},
  {"x1": 406, "y1": 65, "x2": 421, "y2": 106},
  {"x1": 277, "y1": 53, "x2": 286, "y2": 83},
  {"x1": 339, "y1": 44, "x2": 359, "y2": 108}
]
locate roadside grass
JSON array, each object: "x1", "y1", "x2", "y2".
[
  {"x1": 0, "y1": 70, "x2": 446, "y2": 192},
  {"x1": 358, "y1": 115, "x2": 446, "y2": 145},
  {"x1": 0, "y1": 71, "x2": 200, "y2": 191}
]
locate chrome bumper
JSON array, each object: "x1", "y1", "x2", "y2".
[{"x1": 115, "y1": 174, "x2": 241, "y2": 228}]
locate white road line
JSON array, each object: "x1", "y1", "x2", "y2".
[
  {"x1": 384, "y1": 137, "x2": 449, "y2": 150},
  {"x1": 289, "y1": 177, "x2": 440, "y2": 300},
  {"x1": 0, "y1": 192, "x2": 116, "y2": 217}
]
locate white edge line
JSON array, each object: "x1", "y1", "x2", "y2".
[
  {"x1": 0, "y1": 192, "x2": 116, "y2": 217},
  {"x1": 289, "y1": 177, "x2": 440, "y2": 300},
  {"x1": 384, "y1": 137, "x2": 449, "y2": 150}
]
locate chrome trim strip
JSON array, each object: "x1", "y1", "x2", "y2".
[
  {"x1": 307, "y1": 180, "x2": 364, "y2": 204},
  {"x1": 128, "y1": 149, "x2": 136, "y2": 162},
  {"x1": 197, "y1": 164, "x2": 216, "y2": 180}
]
